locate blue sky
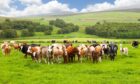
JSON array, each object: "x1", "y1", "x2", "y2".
[
  {"x1": 42, "y1": 0, "x2": 114, "y2": 10},
  {"x1": 15, "y1": 0, "x2": 115, "y2": 10},
  {"x1": 0, "y1": 0, "x2": 140, "y2": 17}
]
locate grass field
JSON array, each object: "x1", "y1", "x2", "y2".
[
  {"x1": 0, "y1": 11, "x2": 140, "y2": 84},
  {"x1": 23, "y1": 12, "x2": 140, "y2": 26},
  {"x1": 0, "y1": 43, "x2": 140, "y2": 84}
]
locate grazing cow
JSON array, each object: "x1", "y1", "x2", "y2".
[
  {"x1": 1, "y1": 43, "x2": 11, "y2": 56},
  {"x1": 108, "y1": 43, "x2": 118, "y2": 61},
  {"x1": 20, "y1": 43, "x2": 40, "y2": 59},
  {"x1": 51, "y1": 40, "x2": 56, "y2": 43},
  {"x1": 77, "y1": 44, "x2": 88, "y2": 63},
  {"x1": 12, "y1": 43, "x2": 21, "y2": 50},
  {"x1": 27, "y1": 46, "x2": 41, "y2": 62},
  {"x1": 40, "y1": 46, "x2": 53, "y2": 64},
  {"x1": 48, "y1": 44, "x2": 67, "y2": 64},
  {"x1": 87, "y1": 40, "x2": 92, "y2": 43},
  {"x1": 63, "y1": 40, "x2": 69, "y2": 43},
  {"x1": 91, "y1": 45, "x2": 102, "y2": 63},
  {"x1": 66, "y1": 45, "x2": 79, "y2": 62},
  {"x1": 132, "y1": 41, "x2": 139, "y2": 48},
  {"x1": 100, "y1": 44, "x2": 109, "y2": 59},
  {"x1": 120, "y1": 44, "x2": 128, "y2": 56},
  {"x1": 87, "y1": 45, "x2": 95, "y2": 61},
  {"x1": 20, "y1": 43, "x2": 31, "y2": 58}
]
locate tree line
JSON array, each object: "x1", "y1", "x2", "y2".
[
  {"x1": 85, "y1": 22, "x2": 140, "y2": 38},
  {"x1": 0, "y1": 19, "x2": 53, "y2": 38},
  {"x1": 49, "y1": 19, "x2": 79, "y2": 34}
]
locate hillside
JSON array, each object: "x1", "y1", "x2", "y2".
[
  {"x1": 0, "y1": 11, "x2": 140, "y2": 39},
  {"x1": 22, "y1": 12, "x2": 140, "y2": 26}
]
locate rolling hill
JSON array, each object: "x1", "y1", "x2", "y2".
[{"x1": 0, "y1": 11, "x2": 140, "y2": 39}]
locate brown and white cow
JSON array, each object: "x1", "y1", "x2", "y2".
[
  {"x1": 48, "y1": 44, "x2": 67, "y2": 64},
  {"x1": 77, "y1": 44, "x2": 88, "y2": 63},
  {"x1": 87, "y1": 45, "x2": 95, "y2": 61},
  {"x1": 91, "y1": 45, "x2": 102, "y2": 63},
  {"x1": 1, "y1": 42, "x2": 11, "y2": 56},
  {"x1": 40, "y1": 46, "x2": 52, "y2": 64},
  {"x1": 27, "y1": 46, "x2": 41, "y2": 62},
  {"x1": 66, "y1": 44, "x2": 79, "y2": 62}
]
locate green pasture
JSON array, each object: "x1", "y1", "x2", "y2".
[
  {"x1": 23, "y1": 12, "x2": 140, "y2": 26},
  {"x1": 0, "y1": 43, "x2": 140, "y2": 84}
]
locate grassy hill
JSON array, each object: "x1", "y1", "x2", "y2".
[
  {"x1": 0, "y1": 11, "x2": 140, "y2": 40},
  {"x1": 23, "y1": 12, "x2": 140, "y2": 26}
]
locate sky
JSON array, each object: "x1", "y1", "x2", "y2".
[{"x1": 0, "y1": 0, "x2": 140, "y2": 17}]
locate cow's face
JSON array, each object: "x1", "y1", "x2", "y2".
[
  {"x1": 20, "y1": 46, "x2": 23, "y2": 50},
  {"x1": 27, "y1": 46, "x2": 32, "y2": 53},
  {"x1": 48, "y1": 46, "x2": 53, "y2": 53}
]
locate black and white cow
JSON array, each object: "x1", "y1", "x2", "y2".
[
  {"x1": 108, "y1": 43, "x2": 118, "y2": 61},
  {"x1": 132, "y1": 41, "x2": 139, "y2": 48}
]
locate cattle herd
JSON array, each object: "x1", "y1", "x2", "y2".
[{"x1": 0, "y1": 40, "x2": 139, "y2": 64}]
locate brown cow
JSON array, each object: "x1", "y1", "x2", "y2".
[
  {"x1": 48, "y1": 44, "x2": 68, "y2": 64},
  {"x1": 92, "y1": 45, "x2": 102, "y2": 63},
  {"x1": 1, "y1": 43, "x2": 11, "y2": 56},
  {"x1": 66, "y1": 45, "x2": 79, "y2": 62},
  {"x1": 77, "y1": 44, "x2": 88, "y2": 63},
  {"x1": 27, "y1": 46, "x2": 41, "y2": 62}
]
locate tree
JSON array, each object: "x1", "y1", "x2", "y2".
[
  {"x1": 1, "y1": 29, "x2": 17, "y2": 38},
  {"x1": 44, "y1": 30, "x2": 52, "y2": 35},
  {"x1": 21, "y1": 29, "x2": 30, "y2": 37}
]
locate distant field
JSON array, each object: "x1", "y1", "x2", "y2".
[
  {"x1": 0, "y1": 43, "x2": 140, "y2": 84},
  {"x1": 23, "y1": 12, "x2": 140, "y2": 26}
]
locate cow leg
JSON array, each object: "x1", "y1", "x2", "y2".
[
  {"x1": 73, "y1": 55, "x2": 75, "y2": 62},
  {"x1": 98, "y1": 56, "x2": 102, "y2": 62},
  {"x1": 24, "y1": 54, "x2": 27, "y2": 58},
  {"x1": 63, "y1": 55, "x2": 67, "y2": 63},
  {"x1": 77, "y1": 54, "x2": 80, "y2": 61},
  {"x1": 68, "y1": 55, "x2": 70, "y2": 62},
  {"x1": 80, "y1": 57, "x2": 83, "y2": 63}
]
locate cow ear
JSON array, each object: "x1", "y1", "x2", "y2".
[{"x1": 51, "y1": 46, "x2": 54, "y2": 49}]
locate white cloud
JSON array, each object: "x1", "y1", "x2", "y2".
[
  {"x1": 81, "y1": 2, "x2": 113, "y2": 12},
  {"x1": 0, "y1": 0, "x2": 13, "y2": 15},
  {"x1": 0, "y1": 0, "x2": 140, "y2": 17},
  {"x1": 19, "y1": 0, "x2": 42, "y2": 6},
  {"x1": 81, "y1": 0, "x2": 140, "y2": 12},
  {"x1": 7, "y1": 0, "x2": 78, "y2": 17}
]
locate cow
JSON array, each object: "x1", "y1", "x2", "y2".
[
  {"x1": 48, "y1": 44, "x2": 68, "y2": 64},
  {"x1": 40, "y1": 46, "x2": 53, "y2": 64},
  {"x1": 66, "y1": 44, "x2": 79, "y2": 62},
  {"x1": 100, "y1": 43, "x2": 109, "y2": 59},
  {"x1": 20, "y1": 43, "x2": 40, "y2": 59},
  {"x1": 120, "y1": 44, "x2": 128, "y2": 56},
  {"x1": 11, "y1": 43, "x2": 21, "y2": 50},
  {"x1": 27, "y1": 46, "x2": 41, "y2": 62},
  {"x1": 51, "y1": 40, "x2": 56, "y2": 43},
  {"x1": 91, "y1": 45, "x2": 102, "y2": 63},
  {"x1": 132, "y1": 41, "x2": 139, "y2": 48},
  {"x1": 87, "y1": 45, "x2": 95, "y2": 61},
  {"x1": 77, "y1": 44, "x2": 88, "y2": 63},
  {"x1": 108, "y1": 43, "x2": 118, "y2": 61},
  {"x1": 1, "y1": 43, "x2": 11, "y2": 56}
]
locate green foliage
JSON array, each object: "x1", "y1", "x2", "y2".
[
  {"x1": 49, "y1": 19, "x2": 79, "y2": 34},
  {"x1": 44, "y1": 30, "x2": 52, "y2": 35},
  {"x1": 0, "y1": 20, "x2": 53, "y2": 38},
  {"x1": 21, "y1": 29, "x2": 34, "y2": 37},
  {"x1": 85, "y1": 22, "x2": 140, "y2": 38},
  {"x1": 0, "y1": 29, "x2": 17, "y2": 38}
]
